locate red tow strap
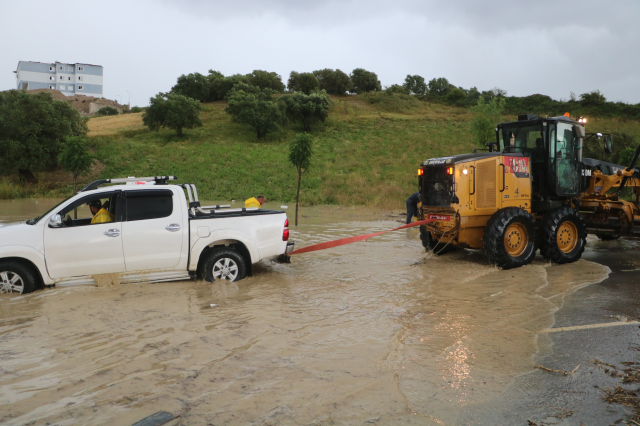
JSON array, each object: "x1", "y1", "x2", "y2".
[{"x1": 290, "y1": 219, "x2": 437, "y2": 255}]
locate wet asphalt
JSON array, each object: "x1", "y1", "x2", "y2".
[{"x1": 463, "y1": 239, "x2": 640, "y2": 426}]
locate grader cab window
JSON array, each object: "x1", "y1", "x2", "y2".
[
  {"x1": 500, "y1": 125, "x2": 544, "y2": 160},
  {"x1": 551, "y1": 122, "x2": 581, "y2": 195}
]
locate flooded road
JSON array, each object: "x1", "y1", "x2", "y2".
[{"x1": 0, "y1": 200, "x2": 626, "y2": 425}]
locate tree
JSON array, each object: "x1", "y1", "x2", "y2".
[
  {"x1": 225, "y1": 83, "x2": 285, "y2": 139},
  {"x1": 280, "y1": 90, "x2": 330, "y2": 132},
  {"x1": 0, "y1": 90, "x2": 88, "y2": 182},
  {"x1": 469, "y1": 96, "x2": 506, "y2": 147},
  {"x1": 245, "y1": 70, "x2": 285, "y2": 92},
  {"x1": 350, "y1": 68, "x2": 381, "y2": 94},
  {"x1": 427, "y1": 77, "x2": 452, "y2": 97},
  {"x1": 288, "y1": 133, "x2": 314, "y2": 226},
  {"x1": 313, "y1": 69, "x2": 352, "y2": 95},
  {"x1": 403, "y1": 75, "x2": 427, "y2": 95},
  {"x1": 143, "y1": 93, "x2": 203, "y2": 137},
  {"x1": 580, "y1": 90, "x2": 606, "y2": 107},
  {"x1": 170, "y1": 72, "x2": 211, "y2": 102},
  {"x1": 210, "y1": 74, "x2": 248, "y2": 101},
  {"x1": 287, "y1": 71, "x2": 320, "y2": 94},
  {"x1": 58, "y1": 137, "x2": 95, "y2": 208}
]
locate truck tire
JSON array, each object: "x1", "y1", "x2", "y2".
[
  {"x1": 596, "y1": 233, "x2": 620, "y2": 241},
  {"x1": 0, "y1": 260, "x2": 36, "y2": 294},
  {"x1": 483, "y1": 208, "x2": 537, "y2": 269},
  {"x1": 539, "y1": 206, "x2": 587, "y2": 264},
  {"x1": 204, "y1": 247, "x2": 247, "y2": 283},
  {"x1": 419, "y1": 225, "x2": 437, "y2": 251}
]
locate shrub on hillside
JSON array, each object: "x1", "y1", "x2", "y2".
[
  {"x1": 403, "y1": 75, "x2": 427, "y2": 95},
  {"x1": 0, "y1": 90, "x2": 88, "y2": 182},
  {"x1": 225, "y1": 83, "x2": 285, "y2": 139},
  {"x1": 280, "y1": 90, "x2": 330, "y2": 132},
  {"x1": 58, "y1": 136, "x2": 95, "y2": 195},
  {"x1": 580, "y1": 90, "x2": 606, "y2": 107},
  {"x1": 350, "y1": 68, "x2": 381, "y2": 94},
  {"x1": 313, "y1": 69, "x2": 352, "y2": 95},
  {"x1": 130, "y1": 106, "x2": 144, "y2": 113},
  {"x1": 385, "y1": 84, "x2": 410, "y2": 95},
  {"x1": 143, "y1": 93, "x2": 203, "y2": 137},
  {"x1": 287, "y1": 72, "x2": 320, "y2": 94},
  {"x1": 97, "y1": 106, "x2": 119, "y2": 116},
  {"x1": 210, "y1": 74, "x2": 249, "y2": 101},
  {"x1": 445, "y1": 87, "x2": 466, "y2": 105}
]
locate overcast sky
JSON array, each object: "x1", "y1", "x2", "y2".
[{"x1": 2, "y1": 0, "x2": 639, "y2": 106}]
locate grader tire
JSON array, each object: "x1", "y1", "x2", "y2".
[
  {"x1": 419, "y1": 225, "x2": 437, "y2": 251},
  {"x1": 539, "y1": 206, "x2": 587, "y2": 264},
  {"x1": 483, "y1": 208, "x2": 537, "y2": 269}
]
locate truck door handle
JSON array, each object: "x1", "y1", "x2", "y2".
[
  {"x1": 104, "y1": 229, "x2": 121, "y2": 237},
  {"x1": 165, "y1": 224, "x2": 181, "y2": 232}
]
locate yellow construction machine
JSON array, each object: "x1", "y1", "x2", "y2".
[{"x1": 417, "y1": 113, "x2": 640, "y2": 269}]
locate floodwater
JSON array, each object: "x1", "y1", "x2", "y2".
[{"x1": 0, "y1": 199, "x2": 612, "y2": 425}]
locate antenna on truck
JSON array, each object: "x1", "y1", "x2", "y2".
[{"x1": 80, "y1": 176, "x2": 178, "y2": 192}]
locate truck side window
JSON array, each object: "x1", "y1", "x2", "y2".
[
  {"x1": 125, "y1": 190, "x2": 173, "y2": 221},
  {"x1": 57, "y1": 192, "x2": 119, "y2": 227}
]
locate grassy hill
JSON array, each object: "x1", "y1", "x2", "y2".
[{"x1": 3, "y1": 94, "x2": 640, "y2": 208}]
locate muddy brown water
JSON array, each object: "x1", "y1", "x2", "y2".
[{"x1": 0, "y1": 199, "x2": 611, "y2": 425}]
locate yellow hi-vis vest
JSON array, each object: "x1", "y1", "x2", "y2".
[
  {"x1": 91, "y1": 208, "x2": 115, "y2": 224},
  {"x1": 245, "y1": 197, "x2": 261, "y2": 208}
]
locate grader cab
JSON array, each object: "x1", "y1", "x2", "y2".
[{"x1": 417, "y1": 114, "x2": 640, "y2": 269}]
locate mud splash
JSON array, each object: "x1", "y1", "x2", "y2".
[{"x1": 0, "y1": 204, "x2": 610, "y2": 425}]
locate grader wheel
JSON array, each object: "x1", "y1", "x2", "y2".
[
  {"x1": 539, "y1": 206, "x2": 587, "y2": 264},
  {"x1": 483, "y1": 207, "x2": 537, "y2": 269}
]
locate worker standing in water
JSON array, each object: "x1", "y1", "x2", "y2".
[
  {"x1": 245, "y1": 195, "x2": 266, "y2": 208},
  {"x1": 406, "y1": 192, "x2": 420, "y2": 224}
]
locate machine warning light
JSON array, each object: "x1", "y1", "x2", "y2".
[
  {"x1": 418, "y1": 169, "x2": 424, "y2": 176},
  {"x1": 446, "y1": 167, "x2": 454, "y2": 175}
]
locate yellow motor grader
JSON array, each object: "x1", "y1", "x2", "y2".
[{"x1": 417, "y1": 113, "x2": 640, "y2": 269}]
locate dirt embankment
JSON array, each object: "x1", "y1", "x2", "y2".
[{"x1": 26, "y1": 89, "x2": 127, "y2": 116}]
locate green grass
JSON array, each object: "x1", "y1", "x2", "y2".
[{"x1": 6, "y1": 93, "x2": 640, "y2": 207}]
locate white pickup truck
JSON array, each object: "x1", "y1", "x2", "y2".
[{"x1": 0, "y1": 176, "x2": 294, "y2": 294}]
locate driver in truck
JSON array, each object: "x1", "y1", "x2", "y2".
[{"x1": 89, "y1": 200, "x2": 114, "y2": 224}]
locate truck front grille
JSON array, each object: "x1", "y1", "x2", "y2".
[{"x1": 420, "y1": 166, "x2": 453, "y2": 207}]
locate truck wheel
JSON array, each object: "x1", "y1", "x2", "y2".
[
  {"x1": 419, "y1": 225, "x2": 437, "y2": 251},
  {"x1": 204, "y1": 248, "x2": 247, "y2": 283},
  {"x1": 0, "y1": 261, "x2": 36, "y2": 294},
  {"x1": 596, "y1": 233, "x2": 620, "y2": 241},
  {"x1": 483, "y1": 208, "x2": 537, "y2": 269},
  {"x1": 539, "y1": 206, "x2": 587, "y2": 264}
]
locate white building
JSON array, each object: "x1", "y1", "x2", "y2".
[{"x1": 14, "y1": 61, "x2": 103, "y2": 97}]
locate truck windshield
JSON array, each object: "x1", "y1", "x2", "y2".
[
  {"x1": 26, "y1": 195, "x2": 73, "y2": 225},
  {"x1": 499, "y1": 124, "x2": 544, "y2": 155}
]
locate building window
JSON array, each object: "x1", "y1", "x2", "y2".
[
  {"x1": 49, "y1": 66, "x2": 53, "y2": 71},
  {"x1": 59, "y1": 76, "x2": 63, "y2": 80},
  {"x1": 50, "y1": 76, "x2": 54, "y2": 81},
  {"x1": 68, "y1": 67, "x2": 73, "y2": 72},
  {"x1": 78, "y1": 66, "x2": 84, "y2": 71},
  {"x1": 59, "y1": 66, "x2": 63, "y2": 70},
  {"x1": 59, "y1": 85, "x2": 64, "y2": 90},
  {"x1": 50, "y1": 85, "x2": 55, "y2": 89},
  {"x1": 68, "y1": 77, "x2": 71, "y2": 81},
  {"x1": 78, "y1": 85, "x2": 83, "y2": 90},
  {"x1": 78, "y1": 76, "x2": 83, "y2": 81}
]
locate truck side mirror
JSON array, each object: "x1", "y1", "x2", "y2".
[
  {"x1": 49, "y1": 214, "x2": 62, "y2": 228},
  {"x1": 604, "y1": 135, "x2": 613, "y2": 155}
]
